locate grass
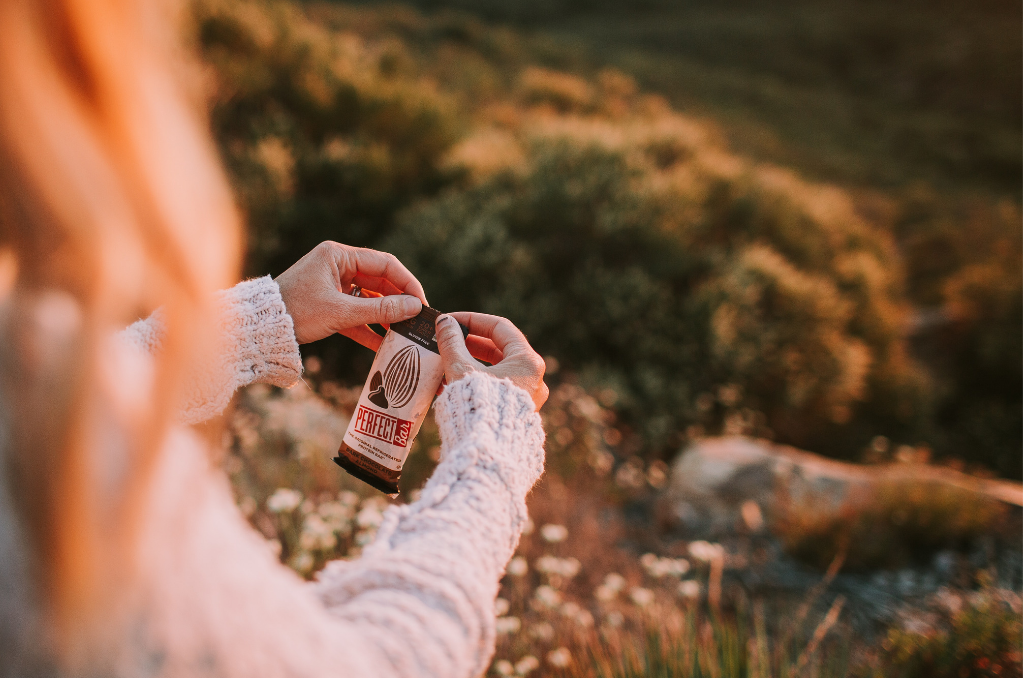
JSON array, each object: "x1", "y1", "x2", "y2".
[
  {"x1": 345, "y1": 0, "x2": 1022, "y2": 196},
  {"x1": 221, "y1": 373, "x2": 1021, "y2": 678},
  {"x1": 773, "y1": 478, "x2": 1010, "y2": 571},
  {"x1": 198, "y1": 0, "x2": 1022, "y2": 479}
]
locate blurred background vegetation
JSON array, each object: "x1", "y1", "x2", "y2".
[
  {"x1": 193, "y1": 0, "x2": 1020, "y2": 479},
  {"x1": 192, "y1": 0, "x2": 1021, "y2": 674}
]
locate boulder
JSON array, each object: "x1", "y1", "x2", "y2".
[{"x1": 664, "y1": 436, "x2": 1023, "y2": 537}]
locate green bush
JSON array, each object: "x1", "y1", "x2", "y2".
[
  {"x1": 386, "y1": 135, "x2": 921, "y2": 458},
  {"x1": 773, "y1": 480, "x2": 1008, "y2": 571},
  {"x1": 193, "y1": 0, "x2": 463, "y2": 274},
  {"x1": 196, "y1": 0, "x2": 1021, "y2": 477}
]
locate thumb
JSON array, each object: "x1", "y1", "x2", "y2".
[
  {"x1": 435, "y1": 314, "x2": 478, "y2": 383},
  {"x1": 340, "y1": 293, "x2": 422, "y2": 328}
]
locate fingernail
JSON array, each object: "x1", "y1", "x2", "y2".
[
  {"x1": 403, "y1": 296, "x2": 422, "y2": 315},
  {"x1": 436, "y1": 313, "x2": 453, "y2": 326}
]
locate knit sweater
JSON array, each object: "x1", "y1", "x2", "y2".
[{"x1": 0, "y1": 276, "x2": 546, "y2": 678}]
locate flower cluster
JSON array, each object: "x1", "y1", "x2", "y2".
[{"x1": 488, "y1": 512, "x2": 728, "y2": 676}]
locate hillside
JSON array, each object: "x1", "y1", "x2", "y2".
[{"x1": 194, "y1": 0, "x2": 1021, "y2": 478}]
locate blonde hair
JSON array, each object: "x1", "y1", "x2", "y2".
[{"x1": 0, "y1": 0, "x2": 240, "y2": 658}]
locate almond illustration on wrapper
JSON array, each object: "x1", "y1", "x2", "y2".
[{"x1": 334, "y1": 304, "x2": 467, "y2": 495}]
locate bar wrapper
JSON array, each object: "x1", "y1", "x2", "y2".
[{"x1": 334, "y1": 306, "x2": 466, "y2": 494}]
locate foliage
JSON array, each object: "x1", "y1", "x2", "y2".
[
  {"x1": 222, "y1": 378, "x2": 1023, "y2": 678},
  {"x1": 861, "y1": 579, "x2": 1023, "y2": 678},
  {"x1": 773, "y1": 479, "x2": 1008, "y2": 571},
  {"x1": 195, "y1": 0, "x2": 1022, "y2": 477},
  {"x1": 386, "y1": 119, "x2": 922, "y2": 459},
  {"x1": 896, "y1": 191, "x2": 1023, "y2": 478},
  {"x1": 372, "y1": 0, "x2": 1022, "y2": 195},
  {"x1": 225, "y1": 377, "x2": 859, "y2": 677},
  {"x1": 585, "y1": 605, "x2": 851, "y2": 678},
  {"x1": 193, "y1": 0, "x2": 463, "y2": 275}
]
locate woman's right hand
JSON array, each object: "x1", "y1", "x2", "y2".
[{"x1": 434, "y1": 312, "x2": 549, "y2": 410}]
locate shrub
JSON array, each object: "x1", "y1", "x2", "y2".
[
  {"x1": 863, "y1": 579, "x2": 1023, "y2": 678},
  {"x1": 193, "y1": 0, "x2": 463, "y2": 274},
  {"x1": 196, "y1": 0, "x2": 1021, "y2": 478},
  {"x1": 386, "y1": 125, "x2": 922, "y2": 459},
  {"x1": 773, "y1": 479, "x2": 1008, "y2": 571}
]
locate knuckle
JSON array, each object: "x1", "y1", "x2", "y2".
[
  {"x1": 381, "y1": 296, "x2": 401, "y2": 318},
  {"x1": 435, "y1": 326, "x2": 459, "y2": 349},
  {"x1": 528, "y1": 353, "x2": 545, "y2": 375}
]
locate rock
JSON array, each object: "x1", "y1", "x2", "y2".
[{"x1": 663, "y1": 436, "x2": 1023, "y2": 538}]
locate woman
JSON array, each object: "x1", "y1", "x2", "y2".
[{"x1": 0, "y1": 1, "x2": 547, "y2": 677}]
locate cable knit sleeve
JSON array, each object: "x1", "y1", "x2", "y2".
[
  {"x1": 311, "y1": 372, "x2": 545, "y2": 678},
  {"x1": 119, "y1": 276, "x2": 303, "y2": 424}
]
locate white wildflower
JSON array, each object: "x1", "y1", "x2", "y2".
[
  {"x1": 560, "y1": 602, "x2": 594, "y2": 627},
  {"x1": 300, "y1": 514, "x2": 337, "y2": 551},
  {"x1": 338, "y1": 491, "x2": 360, "y2": 507},
  {"x1": 266, "y1": 488, "x2": 303, "y2": 513},
  {"x1": 493, "y1": 659, "x2": 514, "y2": 676},
  {"x1": 317, "y1": 501, "x2": 353, "y2": 533},
  {"x1": 594, "y1": 585, "x2": 617, "y2": 602},
  {"x1": 533, "y1": 585, "x2": 562, "y2": 608},
  {"x1": 603, "y1": 572, "x2": 626, "y2": 592},
  {"x1": 528, "y1": 622, "x2": 554, "y2": 642},
  {"x1": 575, "y1": 609, "x2": 595, "y2": 627},
  {"x1": 506, "y1": 556, "x2": 529, "y2": 577},
  {"x1": 629, "y1": 587, "x2": 655, "y2": 607},
  {"x1": 641, "y1": 554, "x2": 690, "y2": 578},
  {"x1": 540, "y1": 524, "x2": 568, "y2": 543},
  {"x1": 356, "y1": 506, "x2": 384, "y2": 529},
  {"x1": 495, "y1": 598, "x2": 511, "y2": 616},
  {"x1": 547, "y1": 647, "x2": 572, "y2": 668},
  {"x1": 515, "y1": 655, "x2": 540, "y2": 676},
  {"x1": 536, "y1": 556, "x2": 581, "y2": 579},
  {"x1": 688, "y1": 540, "x2": 724, "y2": 563},
  {"x1": 290, "y1": 551, "x2": 314, "y2": 574},
  {"x1": 615, "y1": 463, "x2": 645, "y2": 489},
  {"x1": 605, "y1": 610, "x2": 624, "y2": 627},
  {"x1": 677, "y1": 580, "x2": 701, "y2": 599},
  {"x1": 495, "y1": 616, "x2": 521, "y2": 635}
]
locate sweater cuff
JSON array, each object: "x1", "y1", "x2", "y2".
[
  {"x1": 217, "y1": 276, "x2": 303, "y2": 388},
  {"x1": 433, "y1": 372, "x2": 546, "y2": 500}
]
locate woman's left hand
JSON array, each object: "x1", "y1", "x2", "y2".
[{"x1": 276, "y1": 241, "x2": 427, "y2": 349}]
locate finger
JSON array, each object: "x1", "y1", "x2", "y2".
[
  {"x1": 448, "y1": 312, "x2": 531, "y2": 356},
  {"x1": 342, "y1": 288, "x2": 394, "y2": 332},
  {"x1": 536, "y1": 381, "x2": 550, "y2": 409},
  {"x1": 340, "y1": 325, "x2": 385, "y2": 352},
  {"x1": 435, "y1": 313, "x2": 479, "y2": 379},
  {"x1": 466, "y1": 335, "x2": 504, "y2": 365},
  {"x1": 338, "y1": 293, "x2": 422, "y2": 328},
  {"x1": 345, "y1": 247, "x2": 428, "y2": 305},
  {"x1": 350, "y1": 286, "x2": 383, "y2": 299},
  {"x1": 352, "y1": 273, "x2": 405, "y2": 298}
]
